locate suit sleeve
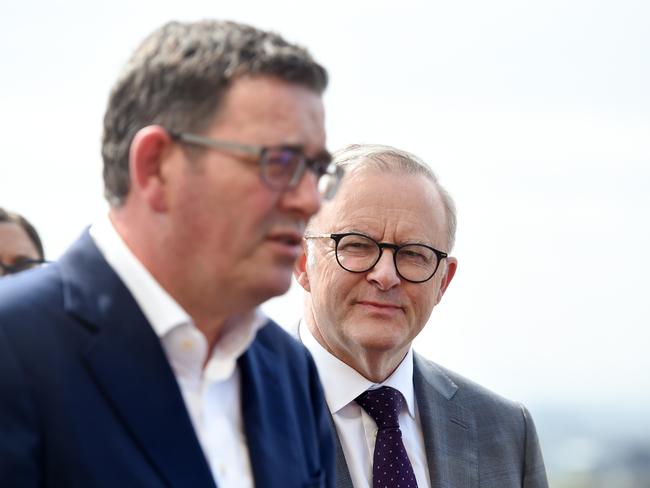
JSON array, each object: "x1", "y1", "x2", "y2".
[
  {"x1": 521, "y1": 405, "x2": 549, "y2": 488},
  {"x1": 0, "y1": 325, "x2": 42, "y2": 487},
  {"x1": 307, "y1": 351, "x2": 336, "y2": 488}
]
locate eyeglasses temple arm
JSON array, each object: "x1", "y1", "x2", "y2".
[{"x1": 167, "y1": 130, "x2": 262, "y2": 157}]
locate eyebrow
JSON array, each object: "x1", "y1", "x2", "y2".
[{"x1": 333, "y1": 229, "x2": 436, "y2": 247}]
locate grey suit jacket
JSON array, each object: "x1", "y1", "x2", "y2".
[{"x1": 333, "y1": 353, "x2": 548, "y2": 488}]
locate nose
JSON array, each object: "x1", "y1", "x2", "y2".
[
  {"x1": 280, "y1": 170, "x2": 322, "y2": 219},
  {"x1": 366, "y1": 248, "x2": 401, "y2": 290}
]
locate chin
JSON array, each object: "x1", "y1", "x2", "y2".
[
  {"x1": 360, "y1": 337, "x2": 407, "y2": 353},
  {"x1": 255, "y1": 272, "x2": 293, "y2": 302},
  {"x1": 348, "y1": 325, "x2": 409, "y2": 353}
]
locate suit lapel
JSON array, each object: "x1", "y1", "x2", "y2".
[
  {"x1": 239, "y1": 333, "x2": 303, "y2": 488},
  {"x1": 60, "y1": 233, "x2": 216, "y2": 488},
  {"x1": 331, "y1": 418, "x2": 354, "y2": 488},
  {"x1": 414, "y1": 354, "x2": 478, "y2": 488},
  {"x1": 294, "y1": 321, "x2": 353, "y2": 488}
]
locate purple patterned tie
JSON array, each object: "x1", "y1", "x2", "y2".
[{"x1": 355, "y1": 386, "x2": 418, "y2": 488}]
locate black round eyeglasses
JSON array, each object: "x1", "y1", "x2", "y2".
[{"x1": 304, "y1": 232, "x2": 448, "y2": 283}]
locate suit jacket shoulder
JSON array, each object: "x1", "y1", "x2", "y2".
[
  {"x1": 413, "y1": 353, "x2": 549, "y2": 488},
  {"x1": 0, "y1": 232, "x2": 217, "y2": 487},
  {"x1": 0, "y1": 233, "x2": 335, "y2": 488}
]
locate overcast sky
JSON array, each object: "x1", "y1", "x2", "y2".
[{"x1": 1, "y1": 0, "x2": 649, "y2": 411}]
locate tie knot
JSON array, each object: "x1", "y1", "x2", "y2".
[{"x1": 355, "y1": 386, "x2": 404, "y2": 430}]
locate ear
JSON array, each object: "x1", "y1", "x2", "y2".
[
  {"x1": 435, "y1": 257, "x2": 457, "y2": 305},
  {"x1": 293, "y1": 243, "x2": 311, "y2": 292},
  {"x1": 129, "y1": 125, "x2": 174, "y2": 212}
]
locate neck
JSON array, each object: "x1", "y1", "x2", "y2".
[
  {"x1": 347, "y1": 352, "x2": 404, "y2": 384},
  {"x1": 110, "y1": 208, "x2": 233, "y2": 351},
  {"x1": 305, "y1": 314, "x2": 408, "y2": 383}
]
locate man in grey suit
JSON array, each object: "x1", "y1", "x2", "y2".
[{"x1": 293, "y1": 144, "x2": 548, "y2": 487}]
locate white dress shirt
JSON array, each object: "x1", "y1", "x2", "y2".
[
  {"x1": 90, "y1": 214, "x2": 266, "y2": 488},
  {"x1": 300, "y1": 322, "x2": 431, "y2": 488}
]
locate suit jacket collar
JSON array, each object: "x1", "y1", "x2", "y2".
[
  {"x1": 58, "y1": 232, "x2": 216, "y2": 488},
  {"x1": 333, "y1": 428, "x2": 354, "y2": 488},
  {"x1": 239, "y1": 330, "x2": 319, "y2": 488},
  {"x1": 239, "y1": 339, "x2": 284, "y2": 486},
  {"x1": 414, "y1": 353, "x2": 478, "y2": 488}
]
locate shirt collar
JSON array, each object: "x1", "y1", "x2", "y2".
[
  {"x1": 300, "y1": 321, "x2": 416, "y2": 418},
  {"x1": 90, "y1": 213, "x2": 267, "y2": 381},
  {"x1": 90, "y1": 213, "x2": 188, "y2": 337}
]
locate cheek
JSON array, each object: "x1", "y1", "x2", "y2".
[
  {"x1": 190, "y1": 165, "x2": 276, "y2": 220},
  {"x1": 407, "y1": 288, "x2": 437, "y2": 325},
  {"x1": 310, "y1": 268, "x2": 355, "y2": 316},
  {"x1": 308, "y1": 253, "x2": 340, "y2": 288},
  {"x1": 220, "y1": 195, "x2": 279, "y2": 248},
  {"x1": 313, "y1": 271, "x2": 343, "y2": 306}
]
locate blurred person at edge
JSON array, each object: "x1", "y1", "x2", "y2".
[
  {"x1": 0, "y1": 207, "x2": 46, "y2": 277},
  {"x1": 294, "y1": 144, "x2": 548, "y2": 488},
  {"x1": 0, "y1": 20, "x2": 345, "y2": 488}
]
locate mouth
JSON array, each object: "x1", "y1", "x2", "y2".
[
  {"x1": 356, "y1": 300, "x2": 404, "y2": 311},
  {"x1": 268, "y1": 231, "x2": 302, "y2": 246},
  {"x1": 267, "y1": 231, "x2": 303, "y2": 246},
  {"x1": 266, "y1": 230, "x2": 304, "y2": 260}
]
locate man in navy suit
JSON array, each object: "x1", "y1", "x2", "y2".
[
  {"x1": 0, "y1": 20, "x2": 343, "y2": 487},
  {"x1": 294, "y1": 144, "x2": 548, "y2": 487}
]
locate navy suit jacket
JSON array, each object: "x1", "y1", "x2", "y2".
[
  {"x1": 0, "y1": 232, "x2": 334, "y2": 488},
  {"x1": 333, "y1": 354, "x2": 548, "y2": 488}
]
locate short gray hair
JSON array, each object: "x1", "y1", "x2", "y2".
[
  {"x1": 102, "y1": 19, "x2": 328, "y2": 207},
  {"x1": 326, "y1": 144, "x2": 457, "y2": 250}
]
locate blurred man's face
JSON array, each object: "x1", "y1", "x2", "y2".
[
  {"x1": 0, "y1": 222, "x2": 41, "y2": 276},
  {"x1": 164, "y1": 76, "x2": 326, "y2": 314},
  {"x1": 298, "y1": 169, "x2": 456, "y2": 376}
]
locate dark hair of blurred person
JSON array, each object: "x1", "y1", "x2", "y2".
[{"x1": 0, "y1": 207, "x2": 45, "y2": 276}]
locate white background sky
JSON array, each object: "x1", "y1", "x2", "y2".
[{"x1": 1, "y1": 0, "x2": 649, "y2": 412}]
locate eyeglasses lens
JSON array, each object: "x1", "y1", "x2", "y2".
[
  {"x1": 263, "y1": 148, "x2": 302, "y2": 189},
  {"x1": 395, "y1": 244, "x2": 437, "y2": 282},
  {"x1": 336, "y1": 234, "x2": 438, "y2": 282},
  {"x1": 336, "y1": 234, "x2": 380, "y2": 272},
  {"x1": 262, "y1": 147, "x2": 343, "y2": 200}
]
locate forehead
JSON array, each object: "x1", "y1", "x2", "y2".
[
  {"x1": 317, "y1": 169, "x2": 447, "y2": 246},
  {"x1": 0, "y1": 222, "x2": 39, "y2": 260},
  {"x1": 211, "y1": 76, "x2": 326, "y2": 152}
]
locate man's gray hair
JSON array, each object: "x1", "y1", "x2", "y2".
[
  {"x1": 328, "y1": 144, "x2": 457, "y2": 250},
  {"x1": 102, "y1": 20, "x2": 328, "y2": 207}
]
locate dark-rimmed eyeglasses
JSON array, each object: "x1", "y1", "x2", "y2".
[
  {"x1": 304, "y1": 232, "x2": 448, "y2": 283},
  {"x1": 167, "y1": 130, "x2": 344, "y2": 200},
  {"x1": 0, "y1": 258, "x2": 48, "y2": 276}
]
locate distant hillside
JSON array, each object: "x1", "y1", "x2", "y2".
[{"x1": 531, "y1": 404, "x2": 650, "y2": 487}]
